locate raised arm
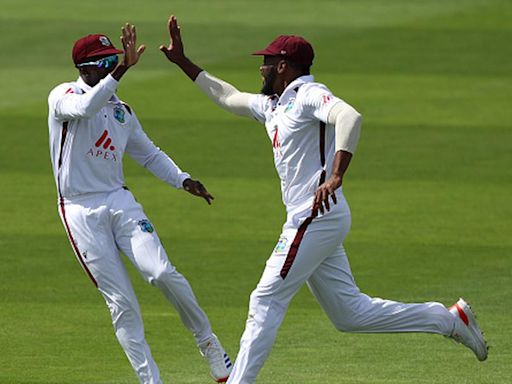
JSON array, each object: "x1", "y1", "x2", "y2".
[
  {"x1": 49, "y1": 76, "x2": 118, "y2": 120},
  {"x1": 160, "y1": 15, "x2": 254, "y2": 118},
  {"x1": 110, "y1": 23, "x2": 146, "y2": 81},
  {"x1": 50, "y1": 23, "x2": 145, "y2": 121}
]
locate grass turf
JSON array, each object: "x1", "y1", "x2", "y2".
[{"x1": 0, "y1": 0, "x2": 511, "y2": 383}]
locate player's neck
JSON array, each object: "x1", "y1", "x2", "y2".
[{"x1": 275, "y1": 73, "x2": 302, "y2": 96}]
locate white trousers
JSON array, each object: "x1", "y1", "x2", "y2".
[
  {"x1": 227, "y1": 191, "x2": 455, "y2": 384},
  {"x1": 58, "y1": 188, "x2": 213, "y2": 384}
]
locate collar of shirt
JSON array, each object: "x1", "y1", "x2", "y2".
[
  {"x1": 278, "y1": 74, "x2": 314, "y2": 104},
  {"x1": 76, "y1": 75, "x2": 119, "y2": 103},
  {"x1": 76, "y1": 76, "x2": 91, "y2": 92}
]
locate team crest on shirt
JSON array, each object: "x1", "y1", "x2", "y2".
[
  {"x1": 138, "y1": 219, "x2": 154, "y2": 233},
  {"x1": 113, "y1": 106, "x2": 126, "y2": 123},
  {"x1": 284, "y1": 99, "x2": 295, "y2": 113}
]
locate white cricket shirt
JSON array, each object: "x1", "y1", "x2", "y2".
[
  {"x1": 248, "y1": 75, "x2": 344, "y2": 215},
  {"x1": 48, "y1": 74, "x2": 190, "y2": 200}
]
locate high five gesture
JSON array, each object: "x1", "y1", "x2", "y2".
[
  {"x1": 112, "y1": 23, "x2": 146, "y2": 80},
  {"x1": 120, "y1": 23, "x2": 146, "y2": 67},
  {"x1": 160, "y1": 15, "x2": 203, "y2": 80},
  {"x1": 160, "y1": 15, "x2": 185, "y2": 62}
]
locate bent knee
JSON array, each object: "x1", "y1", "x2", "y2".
[
  {"x1": 328, "y1": 300, "x2": 368, "y2": 333},
  {"x1": 145, "y1": 262, "x2": 176, "y2": 285},
  {"x1": 333, "y1": 321, "x2": 360, "y2": 333},
  {"x1": 105, "y1": 296, "x2": 141, "y2": 327}
]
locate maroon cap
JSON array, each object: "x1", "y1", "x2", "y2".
[
  {"x1": 72, "y1": 34, "x2": 123, "y2": 65},
  {"x1": 252, "y1": 35, "x2": 314, "y2": 65}
]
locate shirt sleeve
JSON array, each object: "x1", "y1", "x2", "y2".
[
  {"x1": 126, "y1": 110, "x2": 190, "y2": 189},
  {"x1": 300, "y1": 83, "x2": 343, "y2": 123},
  {"x1": 48, "y1": 75, "x2": 119, "y2": 121},
  {"x1": 194, "y1": 71, "x2": 254, "y2": 118},
  {"x1": 327, "y1": 101, "x2": 362, "y2": 154},
  {"x1": 248, "y1": 94, "x2": 275, "y2": 124},
  {"x1": 301, "y1": 83, "x2": 362, "y2": 154}
]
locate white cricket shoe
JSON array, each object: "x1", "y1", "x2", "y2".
[
  {"x1": 199, "y1": 334, "x2": 233, "y2": 382},
  {"x1": 448, "y1": 298, "x2": 488, "y2": 361}
]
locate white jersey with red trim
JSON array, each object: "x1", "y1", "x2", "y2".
[
  {"x1": 48, "y1": 74, "x2": 190, "y2": 200},
  {"x1": 248, "y1": 75, "x2": 345, "y2": 215}
]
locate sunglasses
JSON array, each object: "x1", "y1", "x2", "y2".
[{"x1": 76, "y1": 55, "x2": 119, "y2": 69}]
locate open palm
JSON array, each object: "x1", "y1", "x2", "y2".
[
  {"x1": 159, "y1": 15, "x2": 186, "y2": 63},
  {"x1": 121, "y1": 23, "x2": 145, "y2": 67}
]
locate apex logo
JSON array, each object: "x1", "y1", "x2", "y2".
[
  {"x1": 95, "y1": 130, "x2": 116, "y2": 150},
  {"x1": 86, "y1": 130, "x2": 118, "y2": 162}
]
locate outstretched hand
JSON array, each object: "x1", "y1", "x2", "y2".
[
  {"x1": 159, "y1": 15, "x2": 203, "y2": 80},
  {"x1": 160, "y1": 15, "x2": 186, "y2": 63},
  {"x1": 120, "y1": 23, "x2": 146, "y2": 67},
  {"x1": 111, "y1": 23, "x2": 145, "y2": 81},
  {"x1": 183, "y1": 178, "x2": 214, "y2": 205}
]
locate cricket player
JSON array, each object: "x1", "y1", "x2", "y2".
[
  {"x1": 159, "y1": 16, "x2": 488, "y2": 383},
  {"x1": 48, "y1": 24, "x2": 232, "y2": 384}
]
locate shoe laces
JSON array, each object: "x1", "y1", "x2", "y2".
[{"x1": 201, "y1": 338, "x2": 223, "y2": 361}]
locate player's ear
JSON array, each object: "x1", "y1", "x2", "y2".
[{"x1": 276, "y1": 59, "x2": 287, "y2": 74}]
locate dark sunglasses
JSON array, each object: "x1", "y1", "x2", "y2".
[{"x1": 76, "y1": 55, "x2": 119, "y2": 69}]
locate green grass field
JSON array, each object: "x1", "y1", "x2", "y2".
[{"x1": 1, "y1": 0, "x2": 511, "y2": 383}]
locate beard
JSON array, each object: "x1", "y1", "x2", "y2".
[{"x1": 260, "y1": 66, "x2": 277, "y2": 96}]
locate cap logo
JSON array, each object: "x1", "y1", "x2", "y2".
[
  {"x1": 99, "y1": 36, "x2": 111, "y2": 46},
  {"x1": 280, "y1": 50, "x2": 287, "y2": 55}
]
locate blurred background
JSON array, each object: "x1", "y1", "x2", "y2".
[{"x1": 0, "y1": 0, "x2": 510, "y2": 383}]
